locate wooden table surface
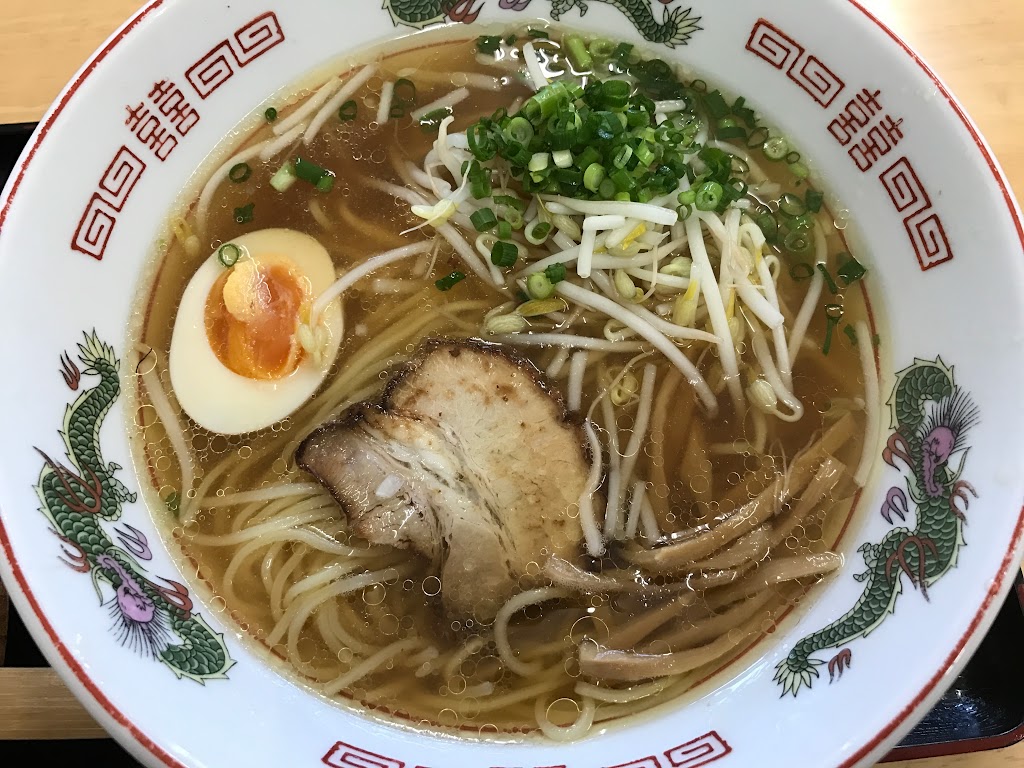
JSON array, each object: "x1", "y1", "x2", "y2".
[{"x1": 0, "y1": 0, "x2": 1021, "y2": 766}]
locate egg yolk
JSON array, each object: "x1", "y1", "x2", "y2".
[{"x1": 204, "y1": 254, "x2": 311, "y2": 380}]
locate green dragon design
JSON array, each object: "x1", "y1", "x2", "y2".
[
  {"x1": 775, "y1": 357, "x2": 979, "y2": 695},
  {"x1": 35, "y1": 331, "x2": 233, "y2": 683},
  {"x1": 383, "y1": 0, "x2": 702, "y2": 48}
]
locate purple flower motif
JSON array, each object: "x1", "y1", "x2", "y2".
[{"x1": 499, "y1": 0, "x2": 532, "y2": 10}]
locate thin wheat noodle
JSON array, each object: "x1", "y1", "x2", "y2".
[
  {"x1": 267, "y1": 566, "x2": 403, "y2": 646},
  {"x1": 656, "y1": 589, "x2": 777, "y2": 649},
  {"x1": 690, "y1": 527, "x2": 771, "y2": 572},
  {"x1": 626, "y1": 476, "x2": 784, "y2": 572},
  {"x1": 199, "y1": 483, "x2": 325, "y2": 508},
  {"x1": 195, "y1": 141, "x2": 268, "y2": 237},
  {"x1": 535, "y1": 695, "x2": 596, "y2": 742},
  {"x1": 138, "y1": 363, "x2": 194, "y2": 514},
  {"x1": 322, "y1": 638, "x2": 424, "y2": 695},
  {"x1": 495, "y1": 588, "x2": 572, "y2": 676},
  {"x1": 579, "y1": 612, "x2": 766, "y2": 681},
  {"x1": 647, "y1": 367, "x2": 686, "y2": 519},
  {"x1": 707, "y1": 553, "x2": 843, "y2": 609},
  {"x1": 305, "y1": 64, "x2": 378, "y2": 144},
  {"x1": 190, "y1": 508, "x2": 334, "y2": 547},
  {"x1": 770, "y1": 457, "x2": 846, "y2": 548},
  {"x1": 854, "y1": 319, "x2": 880, "y2": 486},
  {"x1": 258, "y1": 122, "x2": 305, "y2": 161},
  {"x1": 604, "y1": 593, "x2": 697, "y2": 650}
]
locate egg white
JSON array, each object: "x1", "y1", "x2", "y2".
[{"x1": 169, "y1": 228, "x2": 342, "y2": 435}]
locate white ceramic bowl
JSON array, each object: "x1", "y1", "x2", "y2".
[{"x1": 0, "y1": 1, "x2": 1022, "y2": 766}]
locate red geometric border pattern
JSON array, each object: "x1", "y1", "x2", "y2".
[
  {"x1": 96, "y1": 146, "x2": 146, "y2": 210},
  {"x1": 0, "y1": 4, "x2": 1021, "y2": 768},
  {"x1": 609, "y1": 759, "x2": 662, "y2": 768},
  {"x1": 745, "y1": 19, "x2": 845, "y2": 107},
  {"x1": 879, "y1": 157, "x2": 953, "y2": 270},
  {"x1": 185, "y1": 11, "x2": 284, "y2": 99},
  {"x1": 326, "y1": 734, "x2": 729, "y2": 768},
  {"x1": 322, "y1": 742, "x2": 404, "y2": 768},
  {"x1": 70, "y1": 145, "x2": 146, "y2": 260},
  {"x1": 665, "y1": 732, "x2": 732, "y2": 767}
]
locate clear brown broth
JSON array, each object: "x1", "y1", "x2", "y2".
[{"x1": 129, "y1": 28, "x2": 873, "y2": 735}]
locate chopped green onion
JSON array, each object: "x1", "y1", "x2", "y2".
[
  {"x1": 233, "y1": 203, "x2": 255, "y2": 224},
  {"x1": 704, "y1": 90, "x2": 730, "y2": 119},
  {"x1": 785, "y1": 150, "x2": 802, "y2": 164},
  {"x1": 528, "y1": 28, "x2": 549, "y2": 39},
  {"x1": 229, "y1": 163, "x2": 252, "y2": 183},
  {"x1": 789, "y1": 262, "x2": 814, "y2": 281},
  {"x1": 294, "y1": 157, "x2": 334, "y2": 191},
  {"x1": 565, "y1": 34, "x2": 593, "y2": 70},
  {"x1": 837, "y1": 254, "x2": 868, "y2": 285},
  {"x1": 610, "y1": 168, "x2": 634, "y2": 192},
  {"x1": 822, "y1": 304, "x2": 844, "y2": 355},
  {"x1": 264, "y1": 107, "x2": 278, "y2": 122},
  {"x1": 496, "y1": 220, "x2": 513, "y2": 240},
  {"x1": 755, "y1": 212, "x2": 778, "y2": 241},
  {"x1": 435, "y1": 270, "x2": 466, "y2": 291},
  {"x1": 393, "y1": 78, "x2": 417, "y2": 105},
  {"x1": 505, "y1": 116, "x2": 535, "y2": 145},
  {"x1": 553, "y1": 149, "x2": 573, "y2": 169},
  {"x1": 544, "y1": 262, "x2": 567, "y2": 284},
  {"x1": 635, "y1": 142, "x2": 655, "y2": 166},
  {"x1": 612, "y1": 144, "x2": 633, "y2": 169},
  {"x1": 506, "y1": 207, "x2": 527, "y2": 228},
  {"x1": 788, "y1": 213, "x2": 815, "y2": 231},
  {"x1": 745, "y1": 126, "x2": 769, "y2": 148},
  {"x1": 695, "y1": 181, "x2": 724, "y2": 211},
  {"x1": 589, "y1": 38, "x2": 616, "y2": 61},
  {"x1": 470, "y1": 175, "x2": 492, "y2": 200},
  {"x1": 525, "y1": 221, "x2": 552, "y2": 245},
  {"x1": 528, "y1": 152, "x2": 550, "y2": 173},
  {"x1": 490, "y1": 241, "x2": 518, "y2": 268},
  {"x1": 789, "y1": 161, "x2": 810, "y2": 179},
  {"x1": 218, "y1": 243, "x2": 241, "y2": 267},
  {"x1": 843, "y1": 324, "x2": 859, "y2": 345},
  {"x1": 338, "y1": 100, "x2": 358, "y2": 121},
  {"x1": 677, "y1": 189, "x2": 696, "y2": 206},
  {"x1": 783, "y1": 230, "x2": 813, "y2": 255},
  {"x1": 471, "y1": 208, "x2": 498, "y2": 232},
  {"x1": 165, "y1": 491, "x2": 180, "y2": 516},
  {"x1": 816, "y1": 263, "x2": 840, "y2": 294},
  {"x1": 270, "y1": 162, "x2": 298, "y2": 192},
  {"x1": 476, "y1": 35, "x2": 502, "y2": 54},
  {"x1": 419, "y1": 107, "x2": 452, "y2": 132},
  {"x1": 583, "y1": 163, "x2": 606, "y2": 192},
  {"x1": 762, "y1": 135, "x2": 789, "y2": 161},
  {"x1": 778, "y1": 193, "x2": 806, "y2": 217},
  {"x1": 806, "y1": 189, "x2": 824, "y2": 213},
  {"x1": 732, "y1": 97, "x2": 757, "y2": 127},
  {"x1": 493, "y1": 195, "x2": 526, "y2": 212},
  {"x1": 526, "y1": 271, "x2": 556, "y2": 299},
  {"x1": 716, "y1": 117, "x2": 746, "y2": 140}
]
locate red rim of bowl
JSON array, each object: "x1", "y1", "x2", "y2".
[{"x1": 0, "y1": 2, "x2": 1021, "y2": 766}]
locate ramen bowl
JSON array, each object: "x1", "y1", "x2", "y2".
[{"x1": 0, "y1": 1, "x2": 1022, "y2": 766}]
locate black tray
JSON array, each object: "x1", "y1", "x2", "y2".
[{"x1": 2, "y1": 121, "x2": 1023, "y2": 765}]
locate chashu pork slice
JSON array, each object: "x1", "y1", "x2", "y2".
[{"x1": 297, "y1": 339, "x2": 589, "y2": 622}]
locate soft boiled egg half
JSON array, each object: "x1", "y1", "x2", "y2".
[{"x1": 169, "y1": 228, "x2": 342, "y2": 435}]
